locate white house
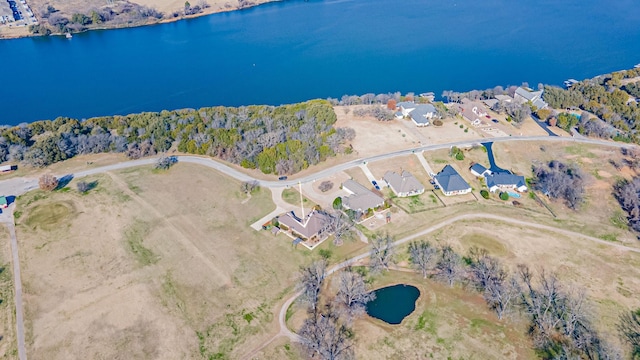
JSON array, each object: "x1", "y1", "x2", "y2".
[
  {"x1": 514, "y1": 87, "x2": 548, "y2": 109},
  {"x1": 397, "y1": 102, "x2": 437, "y2": 127},
  {"x1": 469, "y1": 163, "x2": 492, "y2": 177},
  {"x1": 485, "y1": 173, "x2": 528, "y2": 193}
]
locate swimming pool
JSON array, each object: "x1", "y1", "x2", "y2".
[{"x1": 507, "y1": 191, "x2": 521, "y2": 198}]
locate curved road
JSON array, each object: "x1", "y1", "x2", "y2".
[
  {"x1": 243, "y1": 212, "x2": 640, "y2": 359},
  {"x1": 2, "y1": 135, "x2": 637, "y2": 198},
  {"x1": 0, "y1": 135, "x2": 638, "y2": 360}
]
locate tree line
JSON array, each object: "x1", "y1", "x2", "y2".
[
  {"x1": 296, "y1": 233, "x2": 639, "y2": 359},
  {"x1": 542, "y1": 68, "x2": 640, "y2": 143},
  {"x1": 0, "y1": 100, "x2": 355, "y2": 176}
]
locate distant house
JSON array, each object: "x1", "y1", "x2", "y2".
[
  {"x1": 485, "y1": 173, "x2": 527, "y2": 193},
  {"x1": 469, "y1": 163, "x2": 492, "y2": 177},
  {"x1": 383, "y1": 171, "x2": 425, "y2": 197},
  {"x1": 0, "y1": 165, "x2": 17, "y2": 173},
  {"x1": 341, "y1": 179, "x2": 385, "y2": 212},
  {"x1": 278, "y1": 210, "x2": 329, "y2": 241},
  {"x1": 0, "y1": 196, "x2": 7, "y2": 209},
  {"x1": 397, "y1": 101, "x2": 437, "y2": 127},
  {"x1": 494, "y1": 94, "x2": 513, "y2": 104},
  {"x1": 514, "y1": 87, "x2": 548, "y2": 109},
  {"x1": 433, "y1": 165, "x2": 472, "y2": 196},
  {"x1": 460, "y1": 99, "x2": 489, "y2": 125}
]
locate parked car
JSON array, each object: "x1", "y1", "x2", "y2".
[
  {"x1": 278, "y1": 176, "x2": 288, "y2": 181},
  {"x1": 434, "y1": 185, "x2": 440, "y2": 190}
]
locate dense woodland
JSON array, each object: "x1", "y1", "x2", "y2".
[{"x1": 0, "y1": 100, "x2": 354, "y2": 175}]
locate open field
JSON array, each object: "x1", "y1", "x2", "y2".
[
  {"x1": 414, "y1": 219, "x2": 640, "y2": 349},
  {"x1": 0, "y1": 226, "x2": 17, "y2": 359},
  {"x1": 14, "y1": 163, "x2": 314, "y2": 359}
]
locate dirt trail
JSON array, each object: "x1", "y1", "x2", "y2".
[{"x1": 241, "y1": 212, "x2": 640, "y2": 358}]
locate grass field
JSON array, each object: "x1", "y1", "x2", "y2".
[
  {"x1": 14, "y1": 163, "x2": 313, "y2": 359},
  {"x1": 8, "y1": 139, "x2": 640, "y2": 359},
  {"x1": 0, "y1": 226, "x2": 17, "y2": 359}
]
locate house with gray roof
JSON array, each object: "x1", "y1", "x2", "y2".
[
  {"x1": 383, "y1": 171, "x2": 425, "y2": 197},
  {"x1": 433, "y1": 165, "x2": 471, "y2": 196},
  {"x1": 514, "y1": 87, "x2": 548, "y2": 110},
  {"x1": 460, "y1": 99, "x2": 489, "y2": 124},
  {"x1": 397, "y1": 102, "x2": 437, "y2": 127},
  {"x1": 341, "y1": 179, "x2": 385, "y2": 211},
  {"x1": 485, "y1": 173, "x2": 527, "y2": 193},
  {"x1": 278, "y1": 209, "x2": 329, "y2": 241}
]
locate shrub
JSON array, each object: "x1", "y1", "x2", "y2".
[
  {"x1": 455, "y1": 152, "x2": 464, "y2": 161},
  {"x1": 332, "y1": 197, "x2": 343, "y2": 209},
  {"x1": 77, "y1": 181, "x2": 90, "y2": 193},
  {"x1": 319, "y1": 181, "x2": 333, "y2": 192},
  {"x1": 499, "y1": 192, "x2": 509, "y2": 201},
  {"x1": 155, "y1": 155, "x2": 178, "y2": 169},
  {"x1": 39, "y1": 174, "x2": 58, "y2": 191},
  {"x1": 480, "y1": 190, "x2": 489, "y2": 199}
]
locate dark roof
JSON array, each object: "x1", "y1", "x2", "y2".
[
  {"x1": 485, "y1": 173, "x2": 526, "y2": 188},
  {"x1": 434, "y1": 165, "x2": 470, "y2": 193},
  {"x1": 470, "y1": 163, "x2": 488, "y2": 174}
]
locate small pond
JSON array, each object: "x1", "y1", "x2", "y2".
[{"x1": 366, "y1": 284, "x2": 420, "y2": 325}]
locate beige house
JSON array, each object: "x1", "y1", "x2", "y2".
[{"x1": 383, "y1": 171, "x2": 425, "y2": 197}]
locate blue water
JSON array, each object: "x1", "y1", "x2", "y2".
[
  {"x1": 507, "y1": 191, "x2": 521, "y2": 198},
  {"x1": 366, "y1": 284, "x2": 420, "y2": 325},
  {"x1": 1, "y1": 0, "x2": 640, "y2": 124}
]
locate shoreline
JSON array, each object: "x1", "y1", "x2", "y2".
[{"x1": 0, "y1": 0, "x2": 279, "y2": 40}]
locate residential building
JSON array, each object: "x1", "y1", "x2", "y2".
[
  {"x1": 278, "y1": 210, "x2": 329, "y2": 241},
  {"x1": 383, "y1": 170, "x2": 425, "y2": 197},
  {"x1": 494, "y1": 94, "x2": 513, "y2": 103},
  {"x1": 397, "y1": 101, "x2": 437, "y2": 127},
  {"x1": 433, "y1": 165, "x2": 471, "y2": 196},
  {"x1": 485, "y1": 173, "x2": 528, "y2": 193},
  {"x1": 342, "y1": 179, "x2": 385, "y2": 211},
  {"x1": 469, "y1": 163, "x2": 491, "y2": 177},
  {"x1": 460, "y1": 99, "x2": 489, "y2": 125},
  {"x1": 514, "y1": 87, "x2": 548, "y2": 109}
]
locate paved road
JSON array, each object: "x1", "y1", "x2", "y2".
[
  {"x1": 1, "y1": 136, "x2": 637, "y2": 198},
  {"x1": 249, "y1": 212, "x2": 640, "y2": 357},
  {"x1": 0, "y1": 206, "x2": 27, "y2": 360},
  {"x1": 0, "y1": 134, "x2": 638, "y2": 360}
]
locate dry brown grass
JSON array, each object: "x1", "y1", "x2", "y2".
[
  {"x1": 15, "y1": 163, "x2": 314, "y2": 359},
  {"x1": 0, "y1": 226, "x2": 17, "y2": 359}
]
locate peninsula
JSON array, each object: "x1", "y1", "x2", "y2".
[{"x1": 0, "y1": 0, "x2": 275, "y2": 39}]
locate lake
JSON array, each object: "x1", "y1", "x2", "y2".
[
  {"x1": 366, "y1": 284, "x2": 420, "y2": 324},
  {"x1": 1, "y1": 0, "x2": 640, "y2": 124}
]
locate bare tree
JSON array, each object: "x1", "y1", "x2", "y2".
[
  {"x1": 155, "y1": 155, "x2": 177, "y2": 169},
  {"x1": 434, "y1": 245, "x2": 462, "y2": 287},
  {"x1": 517, "y1": 265, "x2": 608, "y2": 358},
  {"x1": 324, "y1": 210, "x2": 353, "y2": 246},
  {"x1": 369, "y1": 233, "x2": 396, "y2": 273},
  {"x1": 38, "y1": 174, "x2": 59, "y2": 191},
  {"x1": 618, "y1": 308, "x2": 640, "y2": 358},
  {"x1": 241, "y1": 180, "x2": 259, "y2": 194},
  {"x1": 299, "y1": 259, "x2": 328, "y2": 311},
  {"x1": 532, "y1": 160, "x2": 585, "y2": 210},
  {"x1": 76, "y1": 181, "x2": 90, "y2": 193},
  {"x1": 299, "y1": 303, "x2": 355, "y2": 360},
  {"x1": 336, "y1": 269, "x2": 375, "y2": 319},
  {"x1": 408, "y1": 240, "x2": 437, "y2": 278}
]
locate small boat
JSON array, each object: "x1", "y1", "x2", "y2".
[{"x1": 65, "y1": 32, "x2": 72, "y2": 39}]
